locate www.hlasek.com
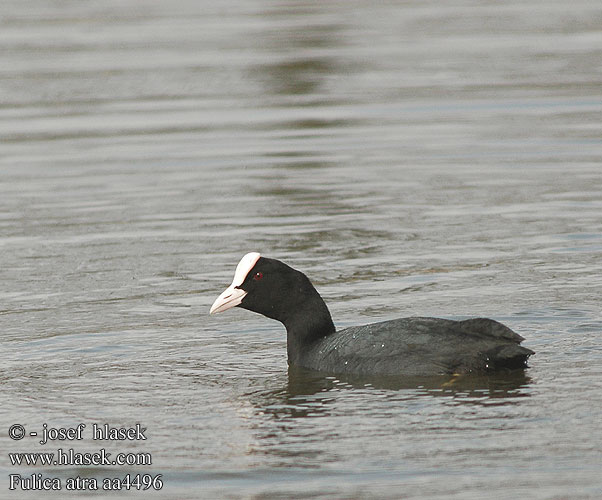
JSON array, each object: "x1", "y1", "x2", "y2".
[{"x1": 7, "y1": 423, "x2": 162, "y2": 492}]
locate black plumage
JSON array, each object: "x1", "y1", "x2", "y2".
[{"x1": 211, "y1": 255, "x2": 534, "y2": 376}]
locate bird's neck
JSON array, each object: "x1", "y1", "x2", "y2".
[{"x1": 282, "y1": 292, "x2": 335, "y2": 366}]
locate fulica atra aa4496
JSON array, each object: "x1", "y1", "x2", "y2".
[{"x1": 210, "y1": 253, "x2": 534, "y2": 376}]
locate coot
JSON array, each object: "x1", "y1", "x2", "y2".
[{"x1": 210, "y1": 253, "x2": 534, "y2": 376}]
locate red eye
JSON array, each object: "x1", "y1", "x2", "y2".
[{"x1": 253, "y1": 271, "x2": 263, "y2": 281}]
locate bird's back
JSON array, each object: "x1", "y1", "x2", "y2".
[{"x1": 300, "y1": 317, "x2": 534, "y2": 376}]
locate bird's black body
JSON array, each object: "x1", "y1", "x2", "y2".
[
  {"x1": 211, "y1": 254, "x2": 534, "y2": 376},
  {"x1": 296, "y1": 317, "x2": 532, "y2": 376}
]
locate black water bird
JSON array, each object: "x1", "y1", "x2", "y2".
[{"x1": 210, "y1": 253, "x2": 534, "y2": 376}]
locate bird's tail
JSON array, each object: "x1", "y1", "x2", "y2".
[{"x1": 487, "y1": 344, "x2": 535, "y2": 370}]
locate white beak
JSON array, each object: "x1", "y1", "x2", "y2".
[
  {"x1": 209, "y1": 284, "x2": 247, "y2": 314},
  {"x1": 209, "y1": 252, "x2": 261, "y2": 315}
]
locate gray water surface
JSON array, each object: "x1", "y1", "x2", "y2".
[{"x1": 1, "y1": 1, "x2": 602, "y2": 499}]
